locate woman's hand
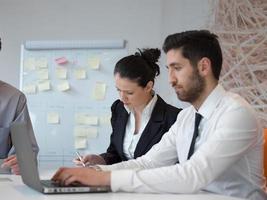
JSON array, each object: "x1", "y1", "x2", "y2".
[{"x1": 73, "y1": 154, "x2": 106, "y2": 166}]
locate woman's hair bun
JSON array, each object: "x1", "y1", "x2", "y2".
[
  {"x1": 136, "y1": 48, "x2": 161, "y2": 64},
  {"x1": 135, "y1": 48, "x2": 161, "y2": 76}
]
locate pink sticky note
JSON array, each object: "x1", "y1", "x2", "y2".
[{"x1": 55, "y1": 57, "x2": 68, "y2": 65}]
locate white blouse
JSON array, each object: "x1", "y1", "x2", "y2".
[{"x1": 123, "y1": 94, "x2": 158, "y2": 159}]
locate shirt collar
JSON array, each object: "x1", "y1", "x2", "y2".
[
  {"x1": 197, "y1": 84, "x2": 226, "y2": 120},
  {"x1": 124, "y1": 93, "x2": 158, "y2": 117},
  {"x1": 143, "y1": 93, "x2": 158, "y2": 117}
]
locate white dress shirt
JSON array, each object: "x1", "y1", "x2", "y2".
[
  {"x1": 99, "y1": 84, "x2": 267, "y2": 200},
  {"x1": 123, "y1": 95, "x2": 158, "y2": 159}
]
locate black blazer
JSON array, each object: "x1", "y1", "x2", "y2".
[{"x1": 100, "y1": 95, "x2": 181, "y2": 164}]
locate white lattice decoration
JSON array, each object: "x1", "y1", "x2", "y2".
[{"x1": 210, "y1": 0, "x2": 267, "y2": 127}]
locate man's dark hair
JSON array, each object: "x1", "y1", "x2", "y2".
[{"x1": 163, "y1": 30, "x2": 222, "y2": 80}]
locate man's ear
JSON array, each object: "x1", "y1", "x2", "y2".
[{"x1": 198, "y1": 57, "x2": 211, "y2": 76}]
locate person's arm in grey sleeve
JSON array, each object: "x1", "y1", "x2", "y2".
[
  {"x1": 13, "y1": 94, "x2": 39, "y2": 156},
  {"x1": 2, "y1": 93, "x2": 38, "y2": 174},
  {"x1": 9, "y1": 93, "x2": 39, "y2": 155}
]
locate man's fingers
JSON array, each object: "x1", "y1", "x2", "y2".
[
  {"x1": 65, "y1": 175, "x2": 78, "y2": 186},
  {"x1": 51, "y1": 167, "x2": 65, "y2": 181},
  {"x1": 59, "y1": 173, "x2": 71, "y2": 186}
]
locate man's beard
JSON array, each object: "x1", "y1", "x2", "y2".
[{"x1": 175, "y1": 70, "x2": 205, "y2": 103}]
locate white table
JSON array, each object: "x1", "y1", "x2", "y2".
[{"x1": 0, "y1": 175, "x2": 245, "y2": 200}]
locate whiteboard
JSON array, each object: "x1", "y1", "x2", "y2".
[{"x1": 20, "y1": 40, "x2": 127, "y2": 167}]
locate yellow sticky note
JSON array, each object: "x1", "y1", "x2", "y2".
[
  {"x1": 88, "y1": 57, "x2": 100, "y2": 70},
  {"x1": 75, "y1": 114, "x2": 98, "y2": 125},
  {"x1": 23, "y1": 85, "x2": 36, "y2": 94},
  {"x1": 75, "y1": 114, "x2": 87, "y2": 124},
  {"x1": 86, "y1": 127, "x2": 98, "y2": 138},
  {"x1": 56, "y1": 67, "x2": 67, "y2": 79},
  {"x1": 47, "y1": 112, "x2": 60, "y2": 124},
  {"x1": 100, "y1": 115, "x2": 111, "y2": 125},
  {"x1": 38, "y1": 81, "x2": 50, "y2": 91},
  {"x1": 57, "y1": 81, "x2": 70, "y2": 91},
  {"x1": 74, "y1": 137, "x2": 87, "y2": 149},
  {"x1": 74, "y1": 127, "x2": 98, "y2": 138},
  {"x1": 86, "y1": 116, "x2": 98, "y2": 125},
  {"x1": 24, "y1": 58, "x2": 35, "y2": 71},
  {"x1": 35, "y1": 58, "x2": 48, "y2": 69},
  {"x1": 74, "y1": 68, "x2": 86, "y2": 79},
  {"x1": 74, "y1": 127, "x2": 88, "y2": 137},
  {"x1": 37, "y1": 69, "x2": 49, "y2": 80},
  {"x1": 92, "y1": 82, "x2": 106, "y2": 100},
  {"x1": 75, "y1": 114, "x2": 88, "y2": 125}
]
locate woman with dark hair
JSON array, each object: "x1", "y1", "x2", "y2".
[{"x1": 75, "y1": 48, "x2": 181, "y2": 166}]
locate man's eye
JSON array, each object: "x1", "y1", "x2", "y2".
[{"x1": 174, "y1": 66, "x2": 181, "y2": 71}]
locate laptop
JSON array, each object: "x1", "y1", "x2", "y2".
[{"x1": 10, "y1": 123, "x2": 110, "y2": 194}]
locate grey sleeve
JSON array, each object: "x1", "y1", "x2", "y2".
[{"x1": 9, "y1": 93, "x2": 39, "y2": 155}]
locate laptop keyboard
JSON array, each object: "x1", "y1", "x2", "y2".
[
  {"x1": 41, "y1": 180, "x2": 62, "y2": 187},
  {"x1": 41, "y1": 179, "x2": 87, "y2": 187}
]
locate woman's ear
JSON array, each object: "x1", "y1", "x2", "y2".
[{"x1": 145, "y1": 81, "x2": 154, "y2": 92}]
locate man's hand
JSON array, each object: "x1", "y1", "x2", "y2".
[
  {"x1": 52, "y1": 167, "x2": 111, "y2": 187},
  {"x1": 1, "y1": 155, "x2": 20, "y2": 175}
]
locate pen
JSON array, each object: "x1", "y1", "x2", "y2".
[{"x1": 75, "y1": 151, "x2": 86, "y2": 167}]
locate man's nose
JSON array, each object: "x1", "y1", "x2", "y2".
[{"x1": 168, "y1": 68, "x2": 176, "y2": 86}]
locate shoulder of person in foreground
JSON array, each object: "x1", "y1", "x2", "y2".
[{"x1": 0, "y1": 80, "x2": 25, "y2": 100}]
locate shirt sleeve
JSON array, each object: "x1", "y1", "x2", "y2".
[
  {"x1": 99, "y1": 121, "x2": 179, "y2": 171},
  {"x1": 99, "y1": 99, "x2": 124, "y2": 164},
  {"x1": 110, "y1": 106, "x2": 259, "y2": 193},
  {"x1": 9, "y1": 93, "x2": 39, "y2": 155}
]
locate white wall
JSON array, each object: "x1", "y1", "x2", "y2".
[
  {"x1": 0, "y1": 0, "x2": 211, "y2": 107},
  {"x1": 158, "y1": 0, "x2": 212, "y2": 107}
]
